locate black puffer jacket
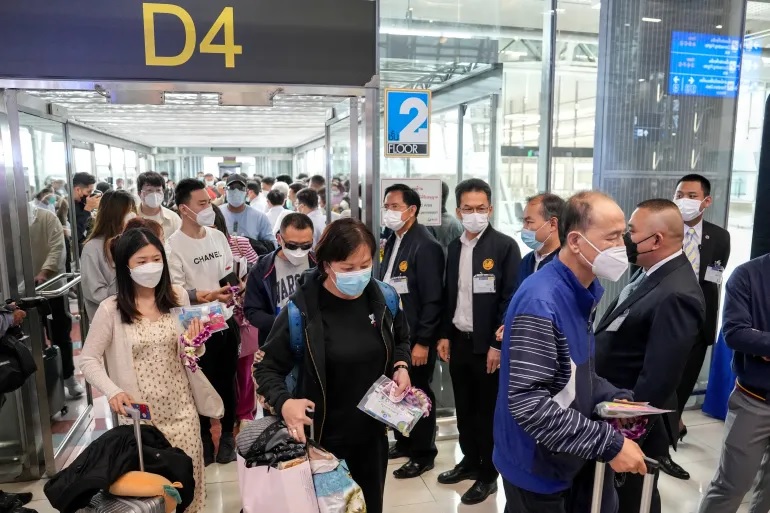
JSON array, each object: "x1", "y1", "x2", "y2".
[{"x1": 44, "y1": 425, "x2": 195, "y2": 513}]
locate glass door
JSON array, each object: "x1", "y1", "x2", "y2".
[{"x1": 324, "y1": 98, "x2": 360, "y2": 221}]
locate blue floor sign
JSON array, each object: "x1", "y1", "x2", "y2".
[{"x1": 385, "y1": 89, "x2": 431, "y2": 157}]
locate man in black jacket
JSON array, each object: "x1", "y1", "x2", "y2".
[
  {"x1": 244, "y1": 213, "x2": 316, "y2": 346},
  {"x1": 595, "y1": 199, "x2": 705, "y2": 513},
  {"x1": 71, "y1": 171, "x2": 99, "y2": 249},
  {"x1": 436, "y1": 178, "x2": 521, "y2": 504},
  {"x1": 379, "y1": 183, "x2": 445, "y2": 479}
]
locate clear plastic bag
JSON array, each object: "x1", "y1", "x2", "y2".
[
  {"x1": 356, "y1": 375, "x2": 429, "y2": 437},
  {"x1": 171, "y1": 302, "x2": 228, "y2": 333}
]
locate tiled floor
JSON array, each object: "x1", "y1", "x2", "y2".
[{"x1": 2, "y1": 410, "x2": 757, "y2": 513}]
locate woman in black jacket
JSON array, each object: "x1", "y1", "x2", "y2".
[{"x1": 254, "y1": 218, "x2": 412, "y2": 513}]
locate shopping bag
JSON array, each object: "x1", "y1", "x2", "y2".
[
  {"x1": 236, "y1": 454, "x2": 319, "y2": 513},
  {"x1": 308, "y1": 445, "x2": 366, "y2": 513},
  {"x1": 238, "y1": 321, "x2": 259, "y2": 358}
]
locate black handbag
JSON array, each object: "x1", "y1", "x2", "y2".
[{"x1": 0, "y1": 329, "x2": 37, "y2": 394}]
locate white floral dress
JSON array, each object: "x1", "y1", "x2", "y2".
[{"x1": 126, "y1": 314, "x2": 205, "y2": 513}]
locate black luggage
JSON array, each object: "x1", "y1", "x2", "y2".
[
  {"x1": 590, "y1": 459, "x2": 660, "y2": 513},
  {"x1": 0, "y1": 331, "x2": 37, "y2": 394},
  {"x1": 44, "y1": 345, "x2": 67, "y2": 417}
]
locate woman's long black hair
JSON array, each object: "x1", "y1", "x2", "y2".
[{"x1": 111, "y1": 227, "x2": 180, "y2": 324}]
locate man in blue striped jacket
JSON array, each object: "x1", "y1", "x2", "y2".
[{"x1": 494, "y1": 191, "x2": 648, "y2": 513}]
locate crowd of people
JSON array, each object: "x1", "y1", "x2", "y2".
[{"x1": 35, "y1": 166, "x2": 770, "y2": 513}]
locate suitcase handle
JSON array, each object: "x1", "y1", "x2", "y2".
[
  {"x1": 591, "y1": 458, "x2": 659, "y2": 513},
  {"x1": 124, "y1": 407, "x2": 145, "y2": 472}
]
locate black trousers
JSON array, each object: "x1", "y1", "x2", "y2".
[
  {"x1": 393, "y1": 346, "x2": 437, "y2": 465},
  {"x1": 198, "y1": 323, "x2": 239, "y2": 435},
  {"x1": 324, "y1": 434, "x2": 388, "y2": 513},
  {"x1": 449, "y1": 331, "x2": 499, "y2": 483},
  {"x1": 676, "y1": 337, "x2": 710, "y2": 416},
  {"x1": 46, "y1": 295, "x2": 74, "y2": 380}
]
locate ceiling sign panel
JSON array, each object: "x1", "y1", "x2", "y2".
[{"x1": 0, "y1": 0, "x2": 376, "y2": 87}]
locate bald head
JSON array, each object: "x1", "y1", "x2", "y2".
[
  {"x1": 560, "y1": 191, "x2": 625, "y2": 246},
  {"x1": 626, "y1": 198, "x2": 685, "y2": 269},
  {"x1": 633, "y1": 199, "x2": 684, "y2": 243}
]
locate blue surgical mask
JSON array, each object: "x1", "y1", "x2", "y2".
[
  {"x1": 331, "y1": 266, "x2": 372, "y2": 297},
  {"x1": 521, "y1": 222, "x2": 550, "y2": 251},
  {"x1": 227, "y1": 189, "x2": 247, "y2": 207}
]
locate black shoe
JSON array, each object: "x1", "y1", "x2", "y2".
[
  {"x1": 658, "y1": 455, "x2": 690, "y2": 480},
  {"x1": 461, "y1": 480, "x2": 498, "y2": 505},
  {"x1": 388, "y1": 444, "x2": 408, "y2": 460},
  {"x1": 393, "y1": 460, "x2": 434, "y2": 479},
  {"x1": 203, "y1": 437, "x2": 215, "y2": 467},
  {"x1": 0, "y1": 492, "x2": 32, "y2": 506},
  {"x1": 437, "y1": 464, "x2": 479, "y2": 484},
  {"x1": 679, "y1": 426, "x2": 688, "y2": 442},
  {"x1": 216, "y1": 433, "x2": 237, "y2": 464}
]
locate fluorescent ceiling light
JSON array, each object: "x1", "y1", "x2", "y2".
[
  {"x1": 642, "y1": 17, "x2": 662, "y2": 23},
  {"x1": 716, "y1": 25, "x2": 723, "y2": 29}
]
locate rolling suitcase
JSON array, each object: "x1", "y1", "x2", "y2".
[
  {"x1": 78, "y1": 408, "x2": 167, "y2": 513},
  {"x1": 44, "y1": 345, "x2": 67, "y2": 417},
  {"x1": 590, "y1": 458, "x2": 660, "y2": 513}
]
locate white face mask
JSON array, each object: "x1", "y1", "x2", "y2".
[
  {"x1": 462, "y1": 212, "x2": 489, "y2": 234},
  {"x1": 142, "y1": 192, "x2": 164, "y2": 209},
  {"x1": 284, "y1": 247, "x2": 310, "y2": 266},
  {"x1": 227, "y1": 189, "x2": 247, "y2": 208},
  {"x1": 575, "y1": 232, "x2": 629, "y2": 282},
  {"x1": 674, "y1": 198, "x2": 704, "y2": 222},
  {"x1": 191, "y1": 206, "x2": 216, "y2": 227},
  {"x1": 129, "y1": 262, "x2": 164, "y2": 289},
  {"x1": 383, "y1": 209, "x2": 408, "y2": 231}
]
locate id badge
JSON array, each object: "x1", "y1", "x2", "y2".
[
  {"x1": 473, "y1": 274, "x2": 496, "y2": 294},
  {"x1": 607, "y1": 311, "x2": 629, "y2": 332},
  {"x1": 705, "y1": 265, "x2": 723, "y2": 285},
  {"x1": 390, "y1": 276, "x2": 410, "y2": 295}
]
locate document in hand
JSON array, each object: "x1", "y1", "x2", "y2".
[{"x1": 595, "y1": 401, "x2": 673, "y2": 419}]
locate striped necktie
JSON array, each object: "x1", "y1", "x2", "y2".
[
  {"x1": 684, "y1": 228, "x2": 700, "y2": 275},
  {"x1": 616, "y1": 272, "x2": 647, "y2": 308}
]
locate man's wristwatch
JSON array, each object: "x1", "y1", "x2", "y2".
[{"x1": 393, "y1": 364, "x2": 409, "y2": 373}]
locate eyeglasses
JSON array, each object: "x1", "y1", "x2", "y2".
[
  {"x1": 459, "y1": 206, "x2": 490, "y2": 215},
  {"x1": 284, "y1": 242, "x2": 313, "y2": 251}
]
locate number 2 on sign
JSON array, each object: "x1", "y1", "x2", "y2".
[
  {"x1": 399, "y1": 97, "x2": 429, "y2": 143},
  {"x1": 143, "y1": 3, "x2": 243, "y2": 68}
]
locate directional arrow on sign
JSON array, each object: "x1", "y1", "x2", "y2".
[
  {"x1": 688, "y1": 77, "x2": 695, "y2": 85},
  {"x1": 673, "y1": 76, "x2": 680, "y2": 84}
]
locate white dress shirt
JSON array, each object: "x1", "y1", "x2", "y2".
[
  {"x1": 645, "y1": 249, "x2": 683, "y2": 276},
  {"x1": 452, "y1": 229, "x2": 485, "y2": 332},
  {"x1": 384, "y1": 231, "x2": 407, "y2": 282}
]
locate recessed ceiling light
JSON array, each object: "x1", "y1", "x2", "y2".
[
  {"x1": 716, "y1": 25, "x2": 723, "y2": 29},
  {"x1": 642, "y1": 17, "x2": 662, "y2": 23},
  {"x1": 639, "y1": 78, "x2": 646, "y2": 82}
]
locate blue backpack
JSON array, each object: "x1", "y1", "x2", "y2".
[{"x1": 284, "y1": 280, "x2": 400, "y2": 395}]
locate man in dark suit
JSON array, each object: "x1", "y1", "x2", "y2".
[
  {"x1": 379, "y1": 183, "x2": 445, "y2": 479},
  {"x1": 435, "y1": 179, "x2": 521, "y2": 505},
  {"x1": 595, "y1": 199, "x2": 706, "y2": 513},
  {"x1": 666, "y1": 174, "x2": 731, "y2": 480}
]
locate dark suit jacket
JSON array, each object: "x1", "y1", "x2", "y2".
[
  {"x1": 379, "y1": 223, "x2": 445, "y2": 348},
  {"x1": 698, "y1": 221, "x2": 731, "y2": 346},
  {"x1": 441, "y1": 226, "x2": 521, "y2": 354},
  {"x1": 594, "y1": 253, "x2": 706, "y2": 450}
]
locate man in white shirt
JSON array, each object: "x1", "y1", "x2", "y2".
[
  {"x1": 295, "y1": 187, "x2": 327, "y2": 247},
  {"x1": 136, "y1": 171, "x2": 182, "y2": 241},
  {"x1": 265, "y1": 189, "x2": 286, "y2": 231},
  {"x1": 166, "y1": 178, "x2": 239, "y2": 466},
  {"x1": 247, "y1": 180, "x2": 268, "y2": 213}
]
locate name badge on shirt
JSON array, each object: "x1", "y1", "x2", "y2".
[
  {"x1": 606, "y1": 310, "x2": 629, "y2": 332},
  {"x1": 473, "y1": 274, "x2": 496, "y2": 294},
  {"x1": 705, "y1": 261, "x2": 724, "y2": 285},
  {"x1": 390, "y1": 276, "x2": 410, "y2": 295}
]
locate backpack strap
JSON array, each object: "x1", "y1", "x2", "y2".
[
  {"x1": 375, "y1": 280, "x2": 400, "y2": 318},
  {"x1": 286, "y1": 300, "x2": 303, "y2": 360}
]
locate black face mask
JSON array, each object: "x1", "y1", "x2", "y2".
[{"x1": 624, "y1": 232, "x2": 657, "y2": 264}]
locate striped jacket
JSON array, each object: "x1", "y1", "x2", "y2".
[{"x1": 493, "y1": 256, "x2": 629, "y2": 494}]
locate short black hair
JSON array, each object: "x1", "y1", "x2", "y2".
[
  {"x1": 440, "y1": 181, "x2": 450, "y2": 210},
  {"x1": 95, "y1": 181, "x2": 112, "y2": 194},
  {"x1": 246, "y1": 181, "x2": 261, "y2": 195},
  {"x1": 261, "y1": 176, "x2": 276, "y2": 187},
  {"x1": 137, "y1": 171, "x2": 165, "y2": 192},
  {"x1": 527, "y1": 193, "x2": 565, "y2": 224},
  {"x1": 72, "y1": 172, "x2": 96, "y2": 188},
  {"x1": 280, "y1": 212, "x2": 313, "y2": 233},
  {"x1": 383, "y1": 183, "x2": 421, "y2": 215},
  {"x1": 455, "y1": 178, "x2": 492, "y2": 206},
  {"x1": 175, "y1": 178, "x2": 206, "y2": 206},
  {"x1": 289, "y1": 182, "x2": 305, "y2": 194},
  {"x1": 160, "y1": 171, "x2": 169, "y2": 177},
  {"x1": 297, "y1": 173, "x2": 309, "y2": 180},
  {"x1": 267, "y1": 189, "x2": 286, "y2": 207},
  {"x1": 310, "y1": 175, "x2": 326, "y2": 188},
  {"x1": 677, "y1": 174, "x2": 711, "y2": 197},
  {"x1": 637, "y1": 198, "x2": 678, "y2": 212},
  {"x1": 296, "y1": 188, "x2": 319, "y2": 209},
  {"x1": 275, "y1": 174, "x2": 292, "y2": 185},
  {"x1": 318, "y1": 187, "x2": 327, "y2": 206},
  {"x1": 559, "y1": 191, "x2": 614, "y2": 246},
  {"x1": 315, "y1": 218, "x2": 377, "y2": 280}
]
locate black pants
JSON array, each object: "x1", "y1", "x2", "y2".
[
  {"x1": 616, "y1": 420, "x2": 665, "y2": 513},
  {"x1": 198, "y1": 324, "x2": 238, "y2": 435},
  {"x1": 46, "y1": 295, "x2": 74, "y2": 380},
  {"x1": 324, "y1": 434, "x2": 388, "y2": 513},
  {"x1": 676, "y1": 337, "x2": 710, "y2": 416},
  {"x1": 393, "y1": 346, "x2": 437, "y2": 465},
  {"x1": 449, "y1": 331, "x2": 499, "y2": 482}
]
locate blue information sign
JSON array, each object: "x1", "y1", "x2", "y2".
[
  {"x1": 385, "y1": 89, "x2": 431, "y2": 157},
  {"x1": 668, "y1": 31, "x2": 760, "y2": 98}
]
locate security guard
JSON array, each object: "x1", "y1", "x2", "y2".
[
  {"x1": 436, "y1": 178, "x2": 521, "y2": 504},
  {"x1": 379, "y1": 183, "x2": 445, "y2": 480}
]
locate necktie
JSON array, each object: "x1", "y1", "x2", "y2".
[
  {"x1": 616, "y1": 272, "x2": 647, "y2": 307},
  {"x1": 684, "y1": 228, "x2": 700, "y2": 275}
]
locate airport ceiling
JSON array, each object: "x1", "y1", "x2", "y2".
[{"x1": 22, "y1": 0, "x2": 770, "y2": 149}]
